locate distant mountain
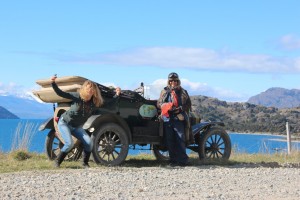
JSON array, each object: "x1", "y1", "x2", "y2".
[
  {"x1": 191, "y1": 95, "x2": 300, "y2": 136},
  {"x1": 247, "y1": 87, "x2": 300, "y2": 108},
  {"x1": 0, "y1": 95, "x2": 53, "y2": 119},
  {"x1": 0, "y1": 106, "x2": 19, "y2": 119}
]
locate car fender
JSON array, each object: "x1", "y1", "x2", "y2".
[
  {"x1": 83, "y1": 113, "x2": 132, "y2": 142},
  {"x1": 192, "y1": 121, "x2": 225, "y2": 136},
  {"x1": 38, "y1": 117, "x2": 54, "y2": 131}
]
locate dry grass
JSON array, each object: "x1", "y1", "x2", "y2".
[
  {"x1": 230, "y1": 151, "x2": 300, "y2": 164},
  {"x1": 0, "y1": 152, "x2": 51, "y2": 173},
  {"x1": 10, "y1": 121, "x2": 38, "y2": 151},
  {"x1": 1, "y1": 151, "x2": 299, "y2": 174},
  {"x1": 0, "y1": 152, "x2": 98, "y2": 174}
]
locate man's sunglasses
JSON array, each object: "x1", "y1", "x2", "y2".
[{"x1": 169, "y1": 80, "x2": 178, "y2": 83}]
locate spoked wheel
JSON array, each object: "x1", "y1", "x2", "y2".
[
  {"x1": 66, "y1": 146, "x2": 83, "y2": 161},
  {"x1": 199, "y1": 128, "x2": 231, "y2": 160},
  {"x1": 92, "y1": 123, "x2": 129, "y2": 166},
  {"x1": 152, "y1": 144, "x2": 169, "y2": 161},
  {"x1": 45, "y1": 129, "x2": 83, "y2": 161}
]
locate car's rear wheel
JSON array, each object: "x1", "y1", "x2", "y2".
[
  {"x1": 198, "y1": 127, "x2": 231, "y2": 160},
  {"x1": 45, "y1": 129, "x2": 82, "y2": 161},
  {"x1": 152, "y1": 144, "x2": 169, "y2": 161},
  {"x1": 92, "y1": 123, "x2": 129, "y2": 166}
]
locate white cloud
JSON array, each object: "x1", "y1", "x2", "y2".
[
  {"x1": 278, "y1": 34, "x2": 300, "y2": 50},
  {"x1": 0, "y1": 78, "x2": 248, "y2": 103},
  {"x1": 0, "y1": 82, "x2": 34, "y2": 99},
  {"x1": 143, "y1": 78, "x2": 247, "y2": 102},
  {"x1": 64, "y1": 47, "x2": 300, "y2": 74}
]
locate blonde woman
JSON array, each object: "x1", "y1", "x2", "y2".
[{"x1": 51, "y1": 75, "x2": 121, "y2": 167}]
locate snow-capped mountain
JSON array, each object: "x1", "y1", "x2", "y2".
[{"x1": 0, "y1": 93, "x2": 53, "y2": 119}]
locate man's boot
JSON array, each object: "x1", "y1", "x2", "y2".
[
  {"x1": 54, "y1": 152, "x2": 67, "y2": 168},
  {"x1": 82, "y1": 151, "x2": 91, "y2": 168}
]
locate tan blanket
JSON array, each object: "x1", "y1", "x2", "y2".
[{"x1": 33, "y1": 76, "x2": 87, "y2": 103}]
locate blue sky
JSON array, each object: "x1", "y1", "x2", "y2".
[{"x1": 1, "y1": 1, "x2": 300, "y2": 102}]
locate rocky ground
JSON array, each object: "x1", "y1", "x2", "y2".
[{"x1": 0, "y1": 164, "x2": 299, "y2": 200}]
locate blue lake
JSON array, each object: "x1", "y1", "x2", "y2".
[{"x1": 0, "y1": 119, "x2": 299, "y2": 154}]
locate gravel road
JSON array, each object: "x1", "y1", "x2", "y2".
[{"x1": 0, "y1": 164, "x2": 299, "y2": 200}]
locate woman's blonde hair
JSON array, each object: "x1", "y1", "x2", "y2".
[{"x1": 79, "y1": 80, "x2": 103, "y2": 107}]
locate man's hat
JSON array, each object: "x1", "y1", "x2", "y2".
[{"x1": 168, "y1": 72, "x2": 179, "y2": 80}]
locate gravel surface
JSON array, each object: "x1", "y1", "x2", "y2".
[{"x1": 0, "y1": 165, "x2": 299, "y2": 200}]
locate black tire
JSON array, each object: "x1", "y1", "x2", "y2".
[
  {"x1": 152, "y1": 144, "x2": 169, "y2": 161},
  {"x1": 45, "y1": 129, "x2": 83, "y2": 161},
  {"x1": 92, "y1": 123, "x2": 129, "y2": 166},
  {"x1": 199, "y1": 127, "x2": 231, "y2": 160}
]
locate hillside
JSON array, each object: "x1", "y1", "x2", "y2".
[
  {"x1": 247, "y1": 87, "x2": 300, "y2": 108},
  {"x1": 0, "y1": 106, "x2": 19, "y2": 119},
  {"x1": 191, "y1": 95, "x2": 300, "y2": 136}
]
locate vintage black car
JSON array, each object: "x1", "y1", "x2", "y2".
[{"x1": 34, "y1": 76, "x2": 231, "y2": 166}]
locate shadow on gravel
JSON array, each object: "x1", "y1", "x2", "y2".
[
  {"x1": 119, "y1": 158, "x2": 228, "y2": 168},
  {"x1": 118, "y1": 158, "x2": 300, "y2": 169}
]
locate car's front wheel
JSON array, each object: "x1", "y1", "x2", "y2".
[{"x1": 198, "y1": 127, "x2": 231, "y2": 160}]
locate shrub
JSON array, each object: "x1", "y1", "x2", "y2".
[{"x1": 10, "y1": 150, "x2": 32, "y2": 161}]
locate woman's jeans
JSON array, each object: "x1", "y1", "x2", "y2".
[{"x1": 58, "y1": 117, "x2": 93, "y2": 153}]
